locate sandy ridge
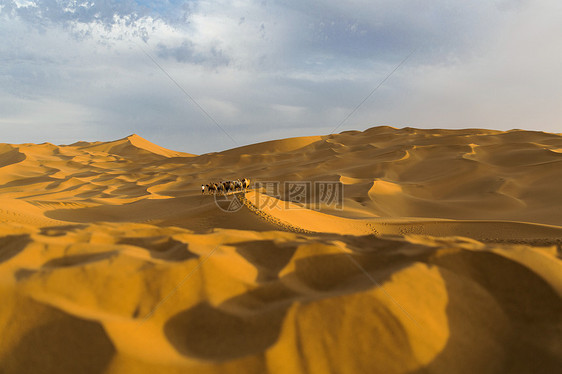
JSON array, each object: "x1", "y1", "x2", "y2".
[{"x1": 237, "y1": 192, "x2": 317, "y2": 234}]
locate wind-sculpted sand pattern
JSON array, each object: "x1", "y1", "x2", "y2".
[{"x1": 0, "y1": 127, "x2": 561, "y2": 373}]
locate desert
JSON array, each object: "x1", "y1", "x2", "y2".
[{"x1": 0, "y1": 126, "x2": 561, "y2": 373}]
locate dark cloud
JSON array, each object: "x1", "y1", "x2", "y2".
[
  {"x1": 156, "y1": 40, "x2": 230, "y2": 66},
  {"x1": 268, "y1": 0, "x2": 518, "y2": 67}
]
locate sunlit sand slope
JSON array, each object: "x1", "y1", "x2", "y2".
[{"x1": 0, "y1": 127, "x2": 561, "y2": 373}]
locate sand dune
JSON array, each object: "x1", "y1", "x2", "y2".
[{"x1": 0, "y1": 126, "x2": 561, "y2": 373}]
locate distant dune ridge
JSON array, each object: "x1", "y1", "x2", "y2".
[{"x1": 0, "y1": 126, "x2": 561, "y2": 373}]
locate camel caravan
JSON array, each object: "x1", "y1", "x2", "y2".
[{"x1": 202, "y1": 178, "x2": 250, "y2": 195}]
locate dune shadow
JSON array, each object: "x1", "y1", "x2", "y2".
[
  {"x1": 410, "y1": 250, "x2": 562, "y2": 374},
  {"x1": 2, "y1": 306, "x2": 115, "y2": 374},
  {"x1": 0, "y1": 234, "x2": 31, "y2": 263},
  {"x1": 118, "y1": 236, "x2": 197, "y2": 261},
  {"x1": 0, "y1": 148, "x2": 26, "y2": 168},
  {"x1": 39, "y1": 224, "x2": 89, "y2": 237},
  {"x1": 42, "y1": 198, "x2": 183, "y2": 224},
  {"x1": 164, "y1": 299, "x2": 288, "y2": 361},
  {"x1": 44, "y1": 204, "x2": 126, "y2": 223},
  {"x1": 41, "y1": 251, "x2": 118, "y2": 269},
  {"x1": 234, "y1": 240, "x2": 298, "y2": 282},
  {"x1": 43, "y1": 196, "x2": 279, "y2": 233}
]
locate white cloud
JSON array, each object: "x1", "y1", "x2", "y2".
[{"x1": 12, "y1": 0, "x2": 37, "y2": 8}]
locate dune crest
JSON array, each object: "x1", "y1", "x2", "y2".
[
  {"x1": 0, "y1": 126, "x2": 561, "y2": 373},
  {"x1": 74, "y1": 134, "x2": 195, "y2": 160}
]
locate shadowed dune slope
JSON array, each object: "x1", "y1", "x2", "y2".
[{"x1": 0, "y1": 127, "x2": 561, "y2": 374}]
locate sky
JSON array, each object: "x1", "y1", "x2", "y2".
[{"x1": 0, "y1": 0, "x2": 561, "y2": 154}]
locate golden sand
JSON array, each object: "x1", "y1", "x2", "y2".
[{"x1": 0, "y1": 127, "x2": 561, "y2": 373}]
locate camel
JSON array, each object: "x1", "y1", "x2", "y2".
[
  {"x1": 206, "y1": 184, "x2": 216, "y2": 194},
  {"x1": 202, "y1": 179, "x2": 250, "y2": 195}
]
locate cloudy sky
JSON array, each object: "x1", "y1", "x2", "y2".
[{"x1": 1, "y1": 0, "x2": 560, "y2": 153}]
